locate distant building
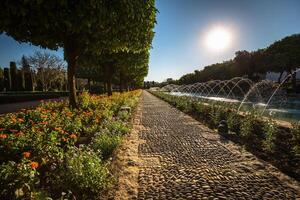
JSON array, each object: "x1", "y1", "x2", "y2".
[{"x1": 266, "y1": 71, "x2": 300, "y2": 82}]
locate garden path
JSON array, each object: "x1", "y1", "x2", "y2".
[{"x1": 133, "y1": 91, "x2": 299, "y2": 199}]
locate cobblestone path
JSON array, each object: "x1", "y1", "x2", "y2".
[{"x1": 137, "y1": 91, "x2": 299, "y2": 200}]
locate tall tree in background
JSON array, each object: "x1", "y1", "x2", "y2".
[
  {"x1": 9, "y1": 62, "x2": 18, "y2": 91},
  {"x1": 20, "y1": 55, "x2": 34, "y2": 91},
  {"x1": 27, "y1": 51, "x2": 66, "y2": 91},
  {"x1": 266, "y1": 34, "x2": 300, "y2": 90},
  {"x1": 0, "y1": 0, "x2": 156, "y2": 107}
]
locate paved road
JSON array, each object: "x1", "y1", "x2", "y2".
[
  {"x1": 0, "y1": 98, "x2": 66, "y2": 114},
  {"x1": 137, "y1": 91, "x2": 299, "y2": 199}
]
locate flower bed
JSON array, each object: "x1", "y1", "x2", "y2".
[
  {"x1": 0, "y1": 90, "x2": 141, "y2": 199},
  {"x1": 150, "y1": 91, "x2": 300, "y2": 180}
]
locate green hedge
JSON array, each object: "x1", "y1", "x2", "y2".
[{"x1": 0, "y1": 92, "x2": 69, "y2": 104}]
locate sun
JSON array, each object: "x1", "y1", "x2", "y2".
[{"x1": 204, "y1": 26, "x2": 232, "y2": 51}]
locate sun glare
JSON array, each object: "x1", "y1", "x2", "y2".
[{"x1": 204, "y1": 26, "x2": 232, "y2": 51}]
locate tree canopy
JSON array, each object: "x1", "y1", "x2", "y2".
[
  {"x1": 0, "y1": 0, "x2": 156, "y2": 107},
  {"x1": 76, "y1": 50, "x2": 150, "y2": 95}
]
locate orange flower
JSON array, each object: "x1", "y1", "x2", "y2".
[
  {"x1": 0, "y1": 134, "x2": 8, "y2": 139},
  {"x1": 54, "y1": 127, "x2": 62, "y2": 131},
  {"x1": 30, "y1": 161, "x2": 39, "y2": 169},
  {"x1": 18, "y1": 118, "x2": 25, "y2": 123},
  {"x1": 11, "y1": 118, "x2": 17, "y2": 123},
  {"x1": 39, "y1": 122, "x2": 48, "y2": 125},
  {"x1": 66, "y1": 111, "x2": 73, "y2": 116},
  {"x1": 23, "y1": 152, "x2": 31, "y2": 158},
  {"x1": 69, "y1": 134, "x2": 77, "y2": 139}
]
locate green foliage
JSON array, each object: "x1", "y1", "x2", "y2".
[
  {"x1": 240, "y1": 112, "x2": 262, "y2": 139},
  {"x1": 262, "y1": 118, "x2": 279, "y2": 153},
  {"x1": 0, "y1": 0, "x2": 156, "y2": 106},
  {"x1": 291, "y1": 122, "x2": 300, "y2": 155},
  {"x1": 55, "y1": 147, "x2": 109, "y2": 199},
  {"x1": 91, "y1": 133, "x2": 122, "y2": 160},
  {"x1": 177, "y1": 34, "x2": 300, "y2": 85},
  {"x1": 227, "y1": 111, "x2": 242, "y2": 134},
  {"x1": 0, "y1": 160, "x2": 39, "y2": 199}
]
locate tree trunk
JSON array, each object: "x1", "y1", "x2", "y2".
[
  {"x1": 64, "y1": 41, "x2": 79, "y2": 108},
  {"x1": 119, "y1": 71, "x2": 123, "y2": 92},
  {"x1": 277, "y1": 71, "x2": 284, "y2": 83},
  {"x1": 67, "y1": 59, "x2": 77, "y2": 108},
  {"x1": 103, "y1": 82, "x2": 107, "y2": 93},
  {"x1": 87, "y1": 78, "x2": 91, "y2": 91},
  {"x1": 104, "y1": 65, "x2": 115, "y2": 96},
  {"x1": 107, "y1": 79, "x2": 112, "y2": 96}
]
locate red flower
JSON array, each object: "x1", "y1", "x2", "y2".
[
  {"x1": 0, "y1": 128, "x2": 5, "y2": 131},
  {"x1": 9, "y1": 129, "x2": 18, "y2": 133},
  {"x1": 23, "y1": 152, "x2": 31, "y2": 158},
  {"x1": 0, "y1": 134, "x2": 8, "y2": 139},
  {"x1": 30, "y1": 161, "x2": 39, "y2": 169}
]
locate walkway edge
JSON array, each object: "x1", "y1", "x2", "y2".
[{"x1": 108, "y1": 93, "x2": 144, "y2": 200}]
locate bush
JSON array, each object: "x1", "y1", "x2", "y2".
[
  {"x1": 291, "y1": 122, "x2": 300, "y2": 155},
  {"x1": 227, "y1": 111, "x2": 242, "y2": 134},
  {"x1": 53, "y1": 147, "x2": 109, "y2": 199},
  {"x1": 0, "y1": 160, "x2": 39, "y2": 199},
  {"x1": 262, "y1": 118, "x2": 279, "y2": 153},
  {"x1": 240, "y1": 112, "x2": 263, "y2": 140},
  {"x1": 0, "y1": 91, "x2": 69, "y2": 104},
  {"x1": 91, "y1": 132, "x2": 122, "y2": 160}
]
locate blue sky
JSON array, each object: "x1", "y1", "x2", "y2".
[{"x1": 1, "y1": 0, "x2": 300, "y2": 82}]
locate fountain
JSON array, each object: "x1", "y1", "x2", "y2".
[{"x1": 161, "y1": 70, "x2": 300, "y2": 123}]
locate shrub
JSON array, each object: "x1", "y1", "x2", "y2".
[
  {"x1": 227, "y1": 111, "x2": 241, "y2": 134},
  {"x1": 262, "y1": 118, "x2": 279, "y2": 153},
  {"x1": 291, "y1": 122, "x2": 300, "y2": 155},
  {"x1": 240, "y1": 112, "x2": 263, "y2": 140},
  {"x1": 0, "y1": 160, "x2": 40, "y2": 199},
  {"x1": 53, "y1": 147, "x2": 109, "y2": 199},
  {"x1": 90, "y1": 132, "x2": 122, "y2": 160}
]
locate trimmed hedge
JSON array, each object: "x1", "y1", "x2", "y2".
[{"x1": 0, "y1": 92, "x2": 69, "y2": 104}]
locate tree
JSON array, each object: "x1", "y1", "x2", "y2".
[
  {"x1": 266, "y1": 34, "x2": 300, "y2": 89},
  {"x1": 27, "y1": 51, "x2": 66, "y2": 91},
  {"x1": 0, "y1": 0, "x2": 156, "y2": 107},
  {"x1": 77, "y1": 50, "x2": 149, "y2": 95},
  {"x1": 9, "y1": 62, "x2": 18, "y2": 91},
  {"x1": 20, "y1": 55, "x2": 34, "y2": 91}
]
